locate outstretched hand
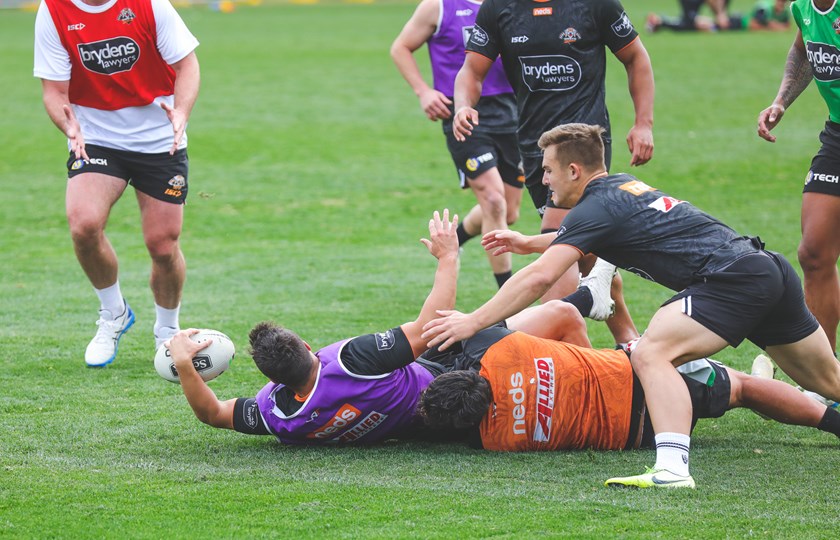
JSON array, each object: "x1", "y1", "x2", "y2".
[
  {"x1": 482, "y1": 229, "x2": 530, "y2": 256},
  {"x1": 161, "y1": 101, "x2": 188, "y2": 155},
  {"x1": 420, "y1": 209, "x2": 459, "y2": 261},
  {"x1": 62, "y1": 105, "x2": 88, "y2": 161}
]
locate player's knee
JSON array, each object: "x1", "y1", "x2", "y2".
[
  {"x1": 477, "y1": 190, "x2": 507, "y2": 220},
  {"x1": 145, "y1": 232, "x2": 180, "y2": 261},
  {"x1": 67, "y1": 212, "x2": 105, "y2": 245},
  {"x1": 798, "y1": 240, "x2": 837, "y2": 273}
]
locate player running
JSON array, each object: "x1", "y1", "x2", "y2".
[
  {"x1": 422, "y1": 123, "x2": 840, "y2": 488},
  {"x1": 391, "y1": 0, "x2": 524, "y2": 288}
]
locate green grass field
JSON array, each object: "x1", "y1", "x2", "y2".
[{"x1": 2, "y1": 1, "x2": 839, "y2": 537}]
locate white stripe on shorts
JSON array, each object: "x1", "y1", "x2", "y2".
[{"x1": 682, "y1": 295, "x2": 692, "y2": 317}]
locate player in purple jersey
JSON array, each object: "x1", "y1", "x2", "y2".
[
  {"x1": 423, "y1": 123, "x2": 840, "y2": 488},
  {"x1": 392, "y1": 0, "x2": 524, "y2": 288},
  {"x1": 165, "y1": 209, "x2": 597, "y2": 445}
]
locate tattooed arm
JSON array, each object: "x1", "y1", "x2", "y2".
[{"x1": 757, "y1": 31, "x2": 812, "y2": 142}]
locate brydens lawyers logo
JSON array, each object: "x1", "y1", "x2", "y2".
[
  {"x1": 77, "y1": 37, "x2": 140, "y2": 75},
  {"x1": 611, "y1": 12, "x2": 634, "y2": 37},
  {"x1": 470, "y1": 25, "x2": 489, "y2": 47},
  {"x1": 806, "y1": 41, "x2": 840, "y2": 81},
  {"x1": 375, "y1": 330, "x2": 395, "y2": 351},
  {"x1": 519, "y1": 55, "x2": 582, "y2": 92}
]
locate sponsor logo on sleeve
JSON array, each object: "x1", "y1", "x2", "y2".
[
  {"x1": 519, "y1": 55, "x2": 582, "y2": 92},
  {"x1": 462, "y1": 26, "x2": 475, "y2": 47},
  {"x1": 308, "y1": 403, "x2": 361, "y2": 439},
  {"x1": 469, "y1": 24, "x2": 489, "y2": 47},
  {"x1": 77, "y1": 37, "x2": 140, "y2": 75},
  {"x1": 533, "y1": 7, "x2": 553, "y2": 16},
  {"x1": 242, "y1": 399, "x2": 260, "y2": 430},
  {"x1": 618, "y1": 180, "x2": 655, "y2": 196},
  {"x1": 533, "y1": 357, "x2": 555, "y2": 442},
  {"x1": 611, "y1": 12, "x2": 634, "y2": 37},
  {"x1": 648, "y1": 196, "x2": 685, "y2": 213},
  {"x1": 375, "y1": 330, "x2": 395, "y2": 351},
  {"x1": 805, "y1": 41, "x2": 840, "y2": 81},
  {"x1": 337, "y1": 411, "x2": 388, "y2": 443}
]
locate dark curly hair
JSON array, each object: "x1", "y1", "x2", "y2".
[
  {"x1": 419, "y1": 371, "x2": 492, "y2": 430},
  {"x1": 248, "y1": 321, "x2": 313, "y2": 387}
]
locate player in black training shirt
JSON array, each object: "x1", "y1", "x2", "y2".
[
  {"x1": 451, "y1": 0, "x2": 654, "y2": 346},
  {"x1": 423, "y1": 123, "x2": 840, "y2": 489}
]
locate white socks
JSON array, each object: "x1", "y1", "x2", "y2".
[
  {"x1": 95, "y1": 282, "x2": 125, "y2": 319},
  {"x1": 154, "y1": 303, "x2": 180, "y2": 336},
  {"x1": 653, "y1": 432, "x2": 691, "y2": 477}
]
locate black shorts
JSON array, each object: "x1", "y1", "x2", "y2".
[
  {"x1": 638, "y1": 359, "x2": 731, "y2": 448},
  {"x1": 666, "y1": 250, "x2": 819, "y2": 348},
  {"x1": 803, "y1": 121, "x2": 840, "y2": 196},
  {"x1": 444, "y1": 130, "x2": 524, "y2": 190},
  {"x1": 521, "y1": 139, "x2": 612, "y2": 214},
  {"x1": 67, "y1": 144, "x2": 189, "y2": 205}
]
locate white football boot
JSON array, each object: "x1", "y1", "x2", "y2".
[
  {"x1": 85, "y1": 302, "x2": 135, "y2": 367},
  {"x1": 580, "y1": 258, "x2": 617, "y2": 321}
]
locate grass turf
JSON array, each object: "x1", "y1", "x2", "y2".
[{"x1": 1, "y1": 1, "x2": 839, "y2": 537}]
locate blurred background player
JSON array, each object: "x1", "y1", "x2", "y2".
[
  {"x1": 449, "y1": 0, "x2": 654, "y2": 347},
  {"x1": 646, "y1": 0, "x2": 790, "y2": 32},
  {"x1": 391, "y1": 0, "x2": 523, "y2": 288},
  {"x1": 33, "y1": 0, "x2": 200, "y2": 366},
  {"x1": 758, "y1": 0, "x2": 840, "y2": 354}
]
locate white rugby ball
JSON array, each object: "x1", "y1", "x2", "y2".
[{"x1": 154, "y1": 329, "x2": 235, "y2": 383}]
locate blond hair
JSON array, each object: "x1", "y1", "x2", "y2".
[{"x1": 537, "y1": 123, "x2": 606, "y2": 170}]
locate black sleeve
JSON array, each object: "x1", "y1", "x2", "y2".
[
  {"x1": 549, "y1": 196, "x2": 618, "y2": 254},
  {"x1": 340, "y1": 327, "x2": 416, "y2": 377},
  {"x1": 466, "y1": 0, "x2": 501, "y2": 60},
  {"x1": 595, "y1": 0, "x2": 640, "y2": 53},
  {"x1": 232, "y1": 398, "x2": 271, "y2": 435}
]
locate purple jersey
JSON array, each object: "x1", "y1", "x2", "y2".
[
  {"x1": 255, "y1": 339, "x2": 434, "y2": 445},
  {"x1": 428, "y1": 0, "x2": 512, "y2": 97}
]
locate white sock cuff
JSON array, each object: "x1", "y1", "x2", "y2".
[
  {"x1": 154, "y1": 303, "x2": 180, "y2": 330},
  {"x1": 94, "y1": 282, "x2": 124, "y2": 317}
]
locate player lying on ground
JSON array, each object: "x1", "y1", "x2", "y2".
[
  {"x1": 421, "y1": 123, "x2": 840, "y2": 488},
  {"x1": 418, "y1": 326, "x2": 840, "y2": 468},
  {"x1": 165, "y1": 210, "x2": 613, "y2": 445}
]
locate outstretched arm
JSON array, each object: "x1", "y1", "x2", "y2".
[
  {"x1": 169, "y1": 329, "x2": 235, "y2": 429},
  {"x1": 41, "y1": 79, "x2": 88, "y2": 161},
  {"x1": 758, "y1": 31, "x2": 811, "y2": 143},
  {"x1": 614, "y1": 39, "x2": 655, "y2": 166},
  {"x1": 390, "y1": 0, "x2": 453, "y2": 121},
  {"x1": 422, "y1": 244, "x2": 582, "y2": 351},
  {"x1": 400, "y1": 210, "x2": 461, "y2": 358}
]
